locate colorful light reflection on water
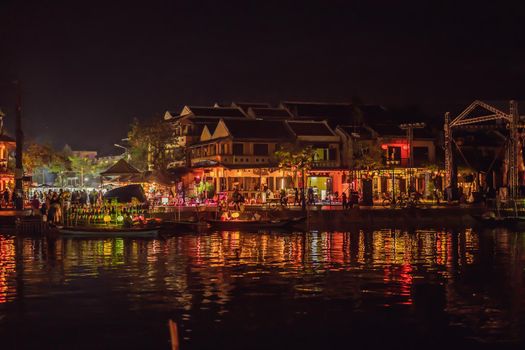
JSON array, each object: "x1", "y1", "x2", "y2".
[{"x1": 0, "y1": 228, "x2": 523, "y2": 349}]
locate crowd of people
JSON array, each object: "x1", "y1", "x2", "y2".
[{"x1": 28, "y1": 189, "x2": 106, "y2": 224}]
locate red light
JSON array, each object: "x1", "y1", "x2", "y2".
[{"x1": 381, "y1": 144, "x2": 388, "y2": 150}]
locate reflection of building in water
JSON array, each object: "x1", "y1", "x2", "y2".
[
  {"x1": 0, "y1": 236, "x2": 15, "y2": 304},
  {"x1": 443, "y1": 229, "x2": 525, "y2": 343},
  {"x1": 4, "y1": 228, "x2": 523, "y2": 345}
]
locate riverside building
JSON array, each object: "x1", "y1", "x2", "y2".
[{"x1": 160, "y1": 102, "x2": 441, "y2": 204}]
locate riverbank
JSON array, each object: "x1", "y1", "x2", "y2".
[
  {"x1": 151, "y1": 205, "x2": 487, "y2": 230},
  {"x1": 0, "y1": 205, "x2": 492, "y2": 233}
]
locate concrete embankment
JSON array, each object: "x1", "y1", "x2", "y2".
[
  {"x1": 153, "y1": 205, "x2": 487, "y2": 230},
  {"x1": 300, "y1": 207, "x2": 485, "y2": 230},
  {"x1": 0, "y1": 206, "x2": 487, "y2": 234}
]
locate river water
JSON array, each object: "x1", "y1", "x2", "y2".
[{"x1": 0, "y1": 228, "x2": 524, "y2": 349}]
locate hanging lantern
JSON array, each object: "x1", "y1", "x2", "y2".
[
  {"x1": 117, "y1": 215, "x2": 124, "y2": 222},
  {"x1": 103, "y1": 215, "x2": 111, "y2": 223}
]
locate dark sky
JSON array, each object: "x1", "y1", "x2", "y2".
[{"x1": 1, "y1": 0, "x2": 525, "y2": 153}]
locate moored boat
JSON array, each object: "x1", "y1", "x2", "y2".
[
  {"x1": 161, "y1": 220, "x2": 207, "y2": 231},
  {"x1": 58, "y1": 226, "x2": 159, "y2": 238},
  {"x1": 472, "y1": 214, "x2": 525, "y2": 229},
  {"x1": 206, "y1": 216, "x2": 305, "y2": 230}
]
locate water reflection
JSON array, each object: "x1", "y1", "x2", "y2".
[{"x1": 0, "y1": 228, "x2": 524, "y2": 349}]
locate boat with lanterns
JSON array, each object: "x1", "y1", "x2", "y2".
[
  {"x1": 59, "y1": 184, "x2": 160, "y2": 238},
  {"x1": 58, "y1": 226, "x2": 159, "y2": 238},
  {"x1": 206, "y1": 211, "x2": 305, "y2": 230}
]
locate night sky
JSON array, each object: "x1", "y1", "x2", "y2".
[{"x1": 1, "y1": 0, "x2": 524, "y2": 153}]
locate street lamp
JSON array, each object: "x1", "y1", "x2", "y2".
[
  {"x1": 399, "y1": 122, "x2": 426, "y2": 192},
  {"x1": 114, "y1": 143, "x2": 130, "y2": 160}
]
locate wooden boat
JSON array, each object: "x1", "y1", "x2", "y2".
[
  {"x1": 161, "y1": 220, "x2": 207, "y2": 231},
  {"x1": 472, "y1": 214, "x2": 525, "y2": 229},
  {"x1": 206, "y1": 216, "x2": 305, "y2": 230},
  {"x1": 58, "y1": 226, "x2": 159, "y2": 238}
]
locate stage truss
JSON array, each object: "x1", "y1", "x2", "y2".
[{"x1": 444, "y1": 100, "x2": 522, "y2": 199}]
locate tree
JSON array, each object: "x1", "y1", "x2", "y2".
[
  {"x1": 23, "y1": 142, "x2": 69, "y2": 184},
  {"x1": 352, "y1": 139, "x2": 384, "y2": 170},
  {"x1": 127, "y1": 116, "x2": 179, "y2": 171},
  {"x1": 274, "y1": 145, "x2": 316, "y2": 209},
  {"x1": 68, "y1": 155, "x2": 106, "y2": 186}
]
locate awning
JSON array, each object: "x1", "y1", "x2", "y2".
[
  {"x1": 103, "y1": 184, "x2": 147, "y2": 203},
  {"x1": 143, "y1": 168, "x2": 194, "y2": 186},
  {"x1": 100, "y1": 159, "x2": 141, "y2": 176}
]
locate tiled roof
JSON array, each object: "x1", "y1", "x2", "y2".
[
  {"x1": 281, "y1": 102, "x2": 393, "y2": 129},
  {"x1": 185, "y1": 106, "x2": 247, "y2": 118},
  {"x1": 282, "y1": 101, "x2": 354, "y2": 119},
  {"x1": 100, "y1": 159, "x2": 141, "y2": 176},
  {"x1": 189, "y1": 136, "x2": 230, "y2": 147},
  {"x1": 222, "y1": 119, "x2": 293, "y2": 140},
  {"x1": 368, "y1": 123, "x2": 434, "y2": 138},
  {"x1": 0, "y1": 133, "x2": 15, "y2": 143},
  {"x1": 232, "y1": 102, "x2": 272, "y2": 112},
  {"x1": 286, "y1": 121, "x2": 336, "y2": 136},
  {"x1": 249, "y1": 108, "x2": 293, "y2": 119},
  {"x1": 337, "y1": 125, "x2": 375, "y2": 140}
]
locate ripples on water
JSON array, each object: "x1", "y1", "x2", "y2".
[{"x1": 0, "y1": 229, "x2": 524, "y2": 349}]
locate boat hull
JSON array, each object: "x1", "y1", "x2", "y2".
[
  {"x1": 59, "y1": 227, "x2": 159, "y2": 238},
  {"x1": 472, "y1": 215, "x2": 525, "y2": 229},
  {"x1": 206, "y1": 217, "x2": 304, "y2": 230}
]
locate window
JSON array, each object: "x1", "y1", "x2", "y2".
[
  {"x1": 314, "y1": 148, "x2": 329, "y2": 161},
  {"x1": 328, "y1": 148, "x2": 337, "y2": 161},
  {"x1": 233, "y1": 143, "x2": 244, "y2": 155},
  {"x1": 254, "y1": 143, "x2": 269, "y2": 156},
  {"x1": 387, "y1": 146, "x2": 401, "y2": 161}
]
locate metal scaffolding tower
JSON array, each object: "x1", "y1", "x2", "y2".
[{"x1": 444, "y1": 100, "x2": 520, "y2": 200}]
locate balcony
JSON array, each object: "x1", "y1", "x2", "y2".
[
  {"x1": 191, "y1": 155, "x2": 222, "y2": 167},
  {"x1": 311, "y1": 160, "x2": 339, "y2": 168},
  {"x1": 384, "y1": 158, "x2": 410, "y2": 168},
  {"x1": 190, "y1": 154, "x2": 276, "y2": 167},
  {"x1": 229, "y1": 155, "x2": 272, "y2": 165}
]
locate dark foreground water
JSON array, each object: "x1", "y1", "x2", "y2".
[{"x1": 0, "y1": 229, "x2": 524, "y2": 350}]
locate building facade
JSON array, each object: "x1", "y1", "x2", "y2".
[
  {"x1": 160, "y1": 102, "x2": 442, "y2": 203},
  {"x1": 0, "y1": 110, "x2": 15, "y2": 192}
]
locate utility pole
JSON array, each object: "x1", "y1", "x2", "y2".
[
  {"x1": 399, "y1": 122, "x2": 426, "y2": 192},
  {"x1": 14, "y1": 81, "x2": 24, "y2": 210}
]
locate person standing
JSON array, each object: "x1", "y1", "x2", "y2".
[
  {"x1": 307, "y1": 187, "x2": 314, "y2": 205},
  {"x1": 31, "y1": 195, "x2": 40, "y2": 215},
  {"x1": 3, "y1": 189, "x2": 9, "y2": 207},
  {"x1": 280, "y1": 188, "x2": 287, "y2": 207},
  {"x1": 293, "y1": 188, "x2": 299, "y2": 206},
  {"x1": 342, "y1": 192, "x2": 348, "y2": 209},
  {"x1": 11, "y1": 191, "x2": 18, "y2": 208},
  {"x1": 232, "y1": 188, "x2": 240, "y2": 211}
]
